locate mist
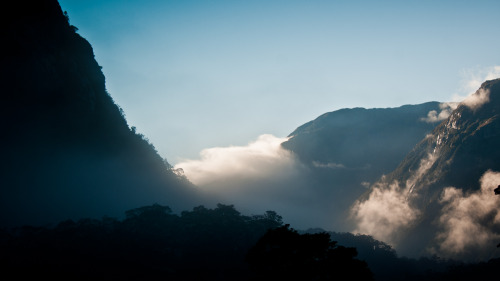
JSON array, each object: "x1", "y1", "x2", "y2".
[
  {"x1": 175, "y1": 134, "x2": 325, "y2": 229},
  {"x1": 432, "y1": 170, "x2": 500, "y2": 260},
  {"x1": 421, "y1": 102, "x2": 457, "y2": 123},
  {"x1": 350, "y1": 180, "x2": 419, "y2": 246},
  {"x1": 175, "y1": 135, "x2": 296, "y2": 186}
]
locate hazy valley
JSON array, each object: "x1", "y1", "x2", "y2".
[{"x1": 2, "y1": 1, "x2": 500, "y2": 280}]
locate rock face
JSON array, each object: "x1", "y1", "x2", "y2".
[
  {"x1": 0, "y1": 0, "x2": 198, "y2": 226},
  {"x1": 281, "y1": 102, "x2": 443, "y2": 228},
  {"x1": 387, "y1": 78, "x2": 500, "y2": 200},
  {"x1": 352, "y1": 78, "x2": 500, "y2": 258}
]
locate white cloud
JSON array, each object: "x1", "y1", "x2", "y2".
[
  {"x1": 432, "y1": 170, "x2": 500, "y2": 260},
  {"x1": 461, "y1": 88, "x2": 490, "y2": 111},
  {"x1": 405, "y1": 152, "x2": 438, "y2": 195},
  {"x1": 421, "y1": 102, "x2": 458, "y2": 123},
  {"x1": 175, "y1": 134, "x2": 295, "y2": 186},
  {"x1": 174, "y1": 134, "x2": 321, "y2": 228},
  {"x1": 350, "y1": 152, "x2": 437, "y2": 246},
  {"x1": 451, "y1": 66, "x2": 500, "y2": 110},
  {"x1": 459, "y1": 66, "x2": 500, "y2": 95},
  {"x1": 350, "y1": 181, "x2": 419, "y2": 246}
]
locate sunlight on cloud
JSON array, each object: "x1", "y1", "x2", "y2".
[
  {"x1": 451, "y1": 66, "x2": 500, "y2": 109},
  {"x1": 431, "y1": 170, "x2": 500, "y2": 260},
  {"x1": 461, "y1": 88, "x2": 490, "y2": 111},
  {"x1": 175, "y1": 134, "x2": 322, "y2": 229},
  {"x1": 459, "y1": 66, "x2": 500, "y2": 95},
  {"x1": 351, "y1": 151, "x2": 437, "y2": 246},
  {"x1": 351, "y1": 181, "x2": 419, "y2": 246},
  {"x1": 421, "y1": 102, "x2": 458, "y2": 123},
  {"x1": 175, "y1": 134, "x2": 294, "y2": 186}
]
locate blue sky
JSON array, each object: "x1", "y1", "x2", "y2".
[{"x1": 59, "y1": 0, "x2": 500, "y2": 163}]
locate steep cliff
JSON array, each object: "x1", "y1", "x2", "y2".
[{"x1": 0, "y1": 0, "x2": 198, "y2": 226}]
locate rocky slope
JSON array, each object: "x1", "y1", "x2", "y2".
[{"x1": 352, "y1": 78, "x2": 500, "y2": 259}]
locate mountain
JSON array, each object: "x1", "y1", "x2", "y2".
[
  {"x1": 0, "y1": 0, "x2": 199, "y2": 226},
  {"x1": 351, "y1": 78, "x2": 500, "y2": 259},
  {"x1": 386, "y1": 78, "x2": 500, "y2": 197},
  {"x1": 280, "y1": 102, "x2": 444, "y2": 228}
]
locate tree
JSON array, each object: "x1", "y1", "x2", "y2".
[{"x1": 246, "y1": 225, "x2": 373, "y2": 280}]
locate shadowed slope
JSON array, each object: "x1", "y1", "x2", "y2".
[{"x1": 0, "y1": 0, "x2": 199, "y2": 226}]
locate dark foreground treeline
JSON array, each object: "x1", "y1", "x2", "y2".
[
  {"x1": 1, "y1": 204, "x2": 498, "y2": 281},
  {"x1": 0, "y1": 204, "x2": 372, "y2": 280}
]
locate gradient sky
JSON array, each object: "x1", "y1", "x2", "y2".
[{"x1": 58, "y1": 0, "x2": 500, "y2": 163}]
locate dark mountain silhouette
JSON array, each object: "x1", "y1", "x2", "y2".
[
  {"x1": 280, "y1": 102, "x2": 443, "y2": 228},
  {"x1": 0, "y1": 0, "x2": 199, "y2": 226}
]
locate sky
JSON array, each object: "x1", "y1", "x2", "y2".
[{"x1": 58, "y1": 0, "x2": 500, "y2": 163}]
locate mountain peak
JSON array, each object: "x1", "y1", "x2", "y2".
[{"x1": 351, "y1": 77, "x2": 500, "y2": 259}]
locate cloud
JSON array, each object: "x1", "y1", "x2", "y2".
[
  {"x1": 422, "y1": 66, "x2": 499, "y2": 121},
  {"x1": 405, "y1": 152, "x2": 438, "y2": 195},
  {"x1": 350, "y1": 181, "x2": 419, "y2": 246},
  {"x1": 312, "y1": 161, "x2": 345, "y2": 169},
  {"x1": 350, "y1": 152, "x2": 437, "y2": 246},
  {"x1": 461, "y1": 88, "x2": 490, "y2": 111},
  {"x1": 174, "y1": 134, "x2": 322, "y2": 228},
  {"x1": 421, "y1": 102, "x2": 458, "y2": 123},
  {"x1": 175, "y1": 134, "x2": 295, "y2": 186},
  {"x1": 459, "y1": 66, "x2": 500, "y2": 95},
  {"x1": 451, "y1": 65, "x2": 500, "y2": 110},
  {"x1": 361, "y1": 181, "x2": 371, "y2": 188},
  {"x1": 431, "y1": 170, "x2": 500, "y2": 260}
]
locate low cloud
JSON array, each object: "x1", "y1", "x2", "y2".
[
  {"x1": 459, "y1": 66, "x2": 500, "y2": 95},
  {"x1": 461, "y1": 88, "x2": 490, "y2": 111},
  {"x1": 351, "y1": 181, "x2": 419, "y2": 246},
  {"x1": 175, "y1": 134, "x2": 321, "y2": 228},
  {"x1": 421, "y1": 103, "x2": 458, "y2": 123},
  {"x1": 431, "y1": 170, "x2": 500, "y2": 260},
  {"x1": 405, "y1": 152, "x2": 438, "y2": 195},
  {"x1": 175, "y1": 134, "x2": 295, "y2": 186},
  {"x1": 451, "y1": 66, "x2": 500, "y2": 110},
  {"x1": 351, "y1": 152, "x2": 437, "y2": 246},
  {"x1": 312, "y1": 161, "x2": 345, "y2": 169}
]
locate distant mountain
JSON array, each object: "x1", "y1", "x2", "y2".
[
  {"x1": 0, "y1": 0, "x2": 199, "y2": 226},
  {"x1": 281, "y1": 102, "x2": 444, "y2": 228}
]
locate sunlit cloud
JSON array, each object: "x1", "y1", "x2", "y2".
[
  {"x1": 451, "y1": 66, "x2": 500, "y2": 109},
  {"x1": 461, "y1": 88, "x2": 490, "y2": 111},
  {"x1": 459, "y1": 66, "x2": 500, "y2": 95},
  {"x1": 174, "y1": 134, "x2": 320, "y2": 228},
  {"x1": 431, "y1": 170, "x2": 500, "y2": 260},
  {"x1": 350, "y1": 181, "x2": 419, "y2": 246},
  {"x1": 420, "y1": 102, "x2": 458, "y2": 123},
  {"x1": 175, "y1": 134, "x2": 295, "y2": 186},
  {"x1": 421, "y1": 66, "x2": 499, "y2": 123},
  {"x1": 351, "y1": 151, "x2": 438, "y2": 246}
]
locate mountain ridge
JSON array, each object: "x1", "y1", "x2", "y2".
[
  {"x1": 280, "y1": 101, "x2": 445, "y2": 229},
  {"x1": 0, "y1": 0, "x2": 199, "y2": 226},
  {"x1": 351, "y1": 78, "x2": 500, "y2": 259}
]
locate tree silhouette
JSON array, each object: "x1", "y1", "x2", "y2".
[{"x1": 246, "y1": 224, "x2": 373, "y2": 280}]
